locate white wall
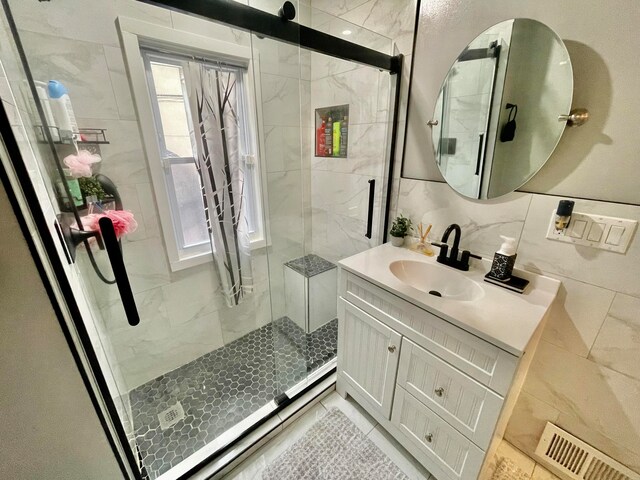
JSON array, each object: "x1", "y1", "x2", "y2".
[
  {"x1": 394, "y1": 0, "x2": 640, "y2": 471},
  {"x1": 0, "y1": 178, "x2": 122, "y2": 479}
]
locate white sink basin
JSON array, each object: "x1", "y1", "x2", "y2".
[
  {"x1": 389, "y1": 260, "x2": 484, "y2": 302},
  {"x1": 340, "y1": 244, "x2": 561, "y2": 355}
]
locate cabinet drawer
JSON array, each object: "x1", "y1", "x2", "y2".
[
  {"x1": 338, "y1": 299, "x2": 402, "y2": 419},
  {"x1": 340, "y1": 271, "x2": 517, "y2": 395},
  {"x1": 392, "y1": 386, "x2": 484, "y2": 480},
  {"x1": 398, "y1": 338, "x2": 503, "y2": 449}
]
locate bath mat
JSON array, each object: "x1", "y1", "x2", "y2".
[
  {"x1": 262, "y1": 408, "x2": 409, "y2": 479},
  {"x1": 492, "y1": 457, "x2": 531, "y2": 480}
]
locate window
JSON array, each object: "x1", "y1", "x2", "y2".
[{"x1": 139, "y1": 48, "x2": 265, "y2": 269}]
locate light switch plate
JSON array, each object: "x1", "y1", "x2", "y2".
[{"x1": 546, "y1": 210, "x2": 637, "y2": 253}]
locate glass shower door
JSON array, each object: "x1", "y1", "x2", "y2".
[
  {"x1": 0, "y1": 4, "x2": 141, "y2": 476},
  {"x1": 0, "y1": 1, "x2": 287, "y2": 478},
  {"x1": 1, "y1": 0, "x2": 399, "y2": 477},
  {"x1": 248, "y1": 30, "x2": 312, "y2": 399},
  {"x1": 306, "y1": 6, "x2": 395, "y2": 263},
  {"x1": 248, "y1": 5, "x2": 396, "y2": 396}
]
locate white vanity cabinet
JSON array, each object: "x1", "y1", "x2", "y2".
[
  {"x1": 336, "y1": 264, "x2": 553, "y2": 480},
  {"x1": 337, "y1": 299, "x2": 401, "y2": 418}
]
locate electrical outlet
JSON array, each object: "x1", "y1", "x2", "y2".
[{"x1": 546, "y1": 211, "x2": 637, "y2": 253}]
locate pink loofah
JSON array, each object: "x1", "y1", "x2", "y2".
[
  {"x1": 63, "y1": 150, "x2": 101, "y2": 177},
  {"x1": 83, "y1": 210, "x2": 138, "y2": 239}
]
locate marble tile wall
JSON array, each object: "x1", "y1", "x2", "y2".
[
  {"x1": 308, "y1": 0, "x2": 417, "y2": 264},
  {"x1": 393, "y1": 178, "x2": 640, "y2": 472}
]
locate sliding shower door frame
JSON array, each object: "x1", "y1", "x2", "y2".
[
  {"x1": 142, "y1": 0, "x2": 401, "y2": 74},
  {"x1": 142, "y1": 0, "x2": 404, "y2": 243}
]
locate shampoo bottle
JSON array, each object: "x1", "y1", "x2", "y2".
[
  {"x1": 325, "y1": 116, "x2": 333, "y2": 156},
  {"x1": 488, "y1": 235, "x2": 517, "y2": 281},
  {"x1": 332, "y1": 119, "x2": 341, "y2": 157},
  {"x1": 48, "y1": 80, "x2": 78, "y2": 140},
  {"x1": 316, "y1": 118, "x2": 326, "y2": 156},
  {"x1": 340, "y1": 115, "x2": 348, "y2": 156}
]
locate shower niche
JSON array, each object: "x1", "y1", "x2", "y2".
[{"x1": 315, "y1": 104, "x2": 349, "y2": 158}]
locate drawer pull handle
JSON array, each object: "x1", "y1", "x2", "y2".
[
  {"x1": 435, "y1": 387, "x2": 445, "y2": 397},
  {"x1": 425, "y1": 433, "x2": 434, "y2": 443},
  {"x1": 388, "y1": 345, "x2": 397, "y2": 353}
]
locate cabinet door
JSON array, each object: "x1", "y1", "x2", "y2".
[{"x1": 338, "y1": 299, "x2": 401, "y2": 418}]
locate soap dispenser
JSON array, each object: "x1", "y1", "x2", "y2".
[{"x1": 489, "y1": 236, "x2": 517, "y2": 281}]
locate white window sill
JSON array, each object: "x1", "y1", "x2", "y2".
[{"x1": 169, "y1": 237, "x2": 268, "y2": 272}]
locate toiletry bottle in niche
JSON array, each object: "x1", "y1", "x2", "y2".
[
  {"x1": 340, "y1": 115, "x2": 348, "y2": 156},
  {"x1": 489, "y1": 235, "x2": 517, "y2": 281},
  {"x1": 325, "y1": 116, "x2": 333, "y2": 156},
  {"x1": 316, "y1": 118, "x2": 326, "y2": 156},
  {"x1": 332, "y1": 118, "x2": 341, "y2": 157},
  {"x1": 48, "y1": 80, "x2": 78, "y2": 141}
]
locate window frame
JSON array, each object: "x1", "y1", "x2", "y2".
[
  {"x1": 142, "y1": 52, "x2": 209, "y2": 257},
  {"x1": 118, "y1": 17, "x2": 269, "y2": 271}
]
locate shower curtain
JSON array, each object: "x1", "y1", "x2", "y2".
[{"x1": 184, "y1": 61, "x2": 253, "y2": 307}]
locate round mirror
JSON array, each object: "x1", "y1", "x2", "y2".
[{"x1": 432, "y1": 19, "x2": 573, "y2": 199}]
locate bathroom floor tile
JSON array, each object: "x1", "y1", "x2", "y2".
[
  {"x1": 129, "y1": 317, "x2": 337, "y2": 479},
  {"x1": 367, "y1": 425, "x2": 432, "y2": 480},
  {"x1": 225, "y1": 402, "x2": 329, "y2": 480},
  {"x1": 494, "y1": 441, "x2": 537, "y2": 477},
  {"x1": 532, "y1": 464, "x2": 562, "y2": 480},
  {"x1": 320, "y1": 390, "x2": 377, "y2": 436}
]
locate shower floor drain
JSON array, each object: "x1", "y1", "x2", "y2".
[{"x1": 158, "y1": 402, "x2": 185, "y2": 430}]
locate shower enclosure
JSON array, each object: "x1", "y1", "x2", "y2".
[{"x1": 0, "y1": 0, "x2": 401, "y2": 478}]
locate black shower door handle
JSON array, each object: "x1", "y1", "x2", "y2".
[
  {"x1": 98, "y1": 217, "x2": 140, "y2": 326},
  {"x1": 475, "y1": 133, "x2": 485, "y2": 175},
  {"x1": 365, "y1": 179, "x2": 375, "y2": 239}
]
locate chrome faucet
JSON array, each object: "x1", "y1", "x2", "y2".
[{"x1": 433, "y1": 223, "x2": 481, "y2": 271}]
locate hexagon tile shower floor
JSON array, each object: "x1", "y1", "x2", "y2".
[{"x1": 129, "y1": 317, "x2": 338, "y2": 479}]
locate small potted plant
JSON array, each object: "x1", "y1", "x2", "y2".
[{"x1": 389, "y1": 214, "x2": 412, "y2": 247}]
